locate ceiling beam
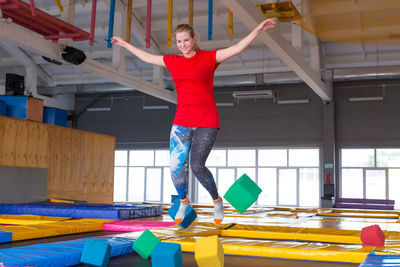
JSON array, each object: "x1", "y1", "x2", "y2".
[
  {"x1": 0, "y1": 19, "x2": 176, "y2": 103},
  {"x1": 219, "y1": 0, "x2": 332, "y2": 100},
  {"x1": 0, "y1": 40, "x2": 55, "y2": 86}
]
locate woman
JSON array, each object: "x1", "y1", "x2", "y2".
[{"x1": 111, "y1": 18, "x2": 275, "y2": 225}]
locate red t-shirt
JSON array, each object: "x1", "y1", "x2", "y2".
[{"x1": 163, "y1": 50, "x2": 220, "y2": 129}]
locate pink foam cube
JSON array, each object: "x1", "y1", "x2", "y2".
[{"x1": 360, "y1": 224, "x2": 385, "y2": 247}]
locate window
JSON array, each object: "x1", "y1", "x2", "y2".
[
  {"x1": 340, "y1": 148, "x2": 400, "y2": 208},
  {"x1": 199, "y1": 148, "x2": 320, "y2": 207},
  {"x1": 113, "y1": 149, "x2": 175, "y2": 203},
  {"x1": 114, "y1": 147, "x2": 320, "y2": 207}
]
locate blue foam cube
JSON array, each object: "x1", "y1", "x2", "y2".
[
  {"x1": 171, "y1": 195, "x2": 179, "y2": 203},
  {"x1": 80, "y1": 238, "x2": 111, "y2": 267},
  {"x1": 0, "y1": 230, "x2": 12, "y2": 243},
  {"x1": 151, "y1": 242, "x2": 182, "y2": 267},
  {"x1": 167, "y1": 198, "x2": 197, "y2": 229}
]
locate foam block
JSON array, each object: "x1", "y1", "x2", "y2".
[
  {"x1": 195, "y1": 235, "x2": 224, "y2": 267},
  {"x1": 223, "y1": 173, "x2": 262, "y2": 213},
  {"x1": 0, "y1": 230, "x2": 12, "y2": 243},
  {"x1": 80, "y1": 238, "x2": 111, "y2": 267},
  {"x1": 132, "y1": 229, "x2": 161, "y2": 259},
  {"x1": 151, "y1": 242, "x2": 182, "y2": 267},
  {"x1": 167, "y1": 198, "x2": 197, "y2": 229},
  {"x1": 360, "y1": 224, "x2": 386, "y2": 247}
]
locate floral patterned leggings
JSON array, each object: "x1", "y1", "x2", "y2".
[{"x1": 169, "y1": 125, "x2": 219, "y2": 200}]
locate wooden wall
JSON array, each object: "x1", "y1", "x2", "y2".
[{"x1": 0, "y1": 115, "x2": 115, "y2": 203}]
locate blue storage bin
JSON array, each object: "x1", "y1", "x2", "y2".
[
  {"x1": 43, "y1": 107, "x2": 68, "y2": 127},
  {"x1": 0, "y1": 100, "x2": 6, "y2": 115}
]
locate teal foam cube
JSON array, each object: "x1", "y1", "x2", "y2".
[
  {"x1": 133, "y1": 229, "x2": 161, "y2": 259},
  {"x1": 151, "y1": 242, "x2": 182, "y2": 267},
  {"x1": 80, "y1": 238, "x2": 111, "y2": 267},
  {"x1": 167, "y1": 198, "x2": 197, "y2": 229},
  {"x1": 223, "y1": 173, "x2": 262, "y2": 213}
]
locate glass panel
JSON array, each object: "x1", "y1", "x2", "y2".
[
  {"x1": 389, "y1": 169, "x2": 400, "y2": 209},
  {"x1": 206, "y1": 150, "x2": 226, "y2": 167},
  {"x1": 258, "y1": 168, "x2": 277, "y2": 205},
  {"x1": 227, "y1": 150, "x2": 256, "y2": 166},
  {"x1": 377, "y1": 149, "x2": 400, "y2": 167},
  {"x1": 278, "y1": 169, "x2": 297, "y2": 205},
  {"x1": 237, "y1": 168, "x2": 256, "y2": 182},
  {"x1": 163, "y1": 167, "x2": 176, "y2": 203},
  {"x1": 129, "y1": 150, "x2": 154, "y2": 166},
  {"x1": 299, "y1": 168, "x2": 319, "y2": 207},
  {"x1": 114, "y1": 151, "x2": 128, "y2": 166},
  {"x1": 198, "y1": 168, "x2": 216, "y2": 204},
  {"x1": 217, "y1": 168, "x2": 235, "y2": 197},
  {"x1": 155, "y1": 150, "x2": 169, "y2": 166},
  {"x1": 341, "y1": 168, "x2": 363, "y2": 198},
  {"x1": 146, "y1": 168, "x2": 162, "y2": 201},
  {"x1": 128, "y1": 167, "x2": 145, "y2": 202},
  {"x1": 258, "y1": 149, "x2": 287, "y2": 167},
  {"x1": 341, "y1": 149, "x2": 374, "y2": 167},
  {"x1": 113, "y1": 167, "x2": 127, "y2": 202},
  {"x1": 365, "y1": 169, "x2": 386, "y2": 199},
  {"x1": 289, "y1": 149, "x2": 319, "y2": 167}
]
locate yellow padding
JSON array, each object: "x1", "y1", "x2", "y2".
[
  {"x1": 221, "y1": 229, "x2": 362, "y2": 244},
  {"x1": 164, "y1": 236, "x2": 373, "y2": 263},
  {"x1": 318, "y1": 212, "x2": 399, "y2": 219},
  {"x1": 221, "y1": 224, "x2": 367, "y2": 244},
  {"x1": 49, "y1": 198, "x2": 75, "y2": 203},
  {"x1": 330, "y1": 209, "x2": 400, "y2": 215},
  {"x1": 0, "y1": 219, "x2": 111, "y2": 241},
  {"x1": 0, "y1": 214, "x2": 70, "y2": 225}
]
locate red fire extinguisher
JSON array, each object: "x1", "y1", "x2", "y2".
[{"x1": 326, "y1": 173, "x2": 332, "y2": 185}]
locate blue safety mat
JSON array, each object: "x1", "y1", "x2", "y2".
[
  {"x1": 0, "y1": 236, "x2": 135, "y2": 267},
  {"x1": 359, "y1": 254, "x2": 400, "y2": 266},
  {"x1": 0, "y1": 230, "x2": 12, "y2": 243},
  {"x1": 0, "y1": 203, "x2": 163, "y2": 219}
]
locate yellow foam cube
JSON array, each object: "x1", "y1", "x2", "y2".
[{"x1": 195, "y1": 235, "x2": 224, "y2": 267}]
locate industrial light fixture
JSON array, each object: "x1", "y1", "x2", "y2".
[
  {"x1": 348, "y1": 96, "x2": 384, "y2": 102},
  {"x1": 216, "y1": 102, "x2": 234, "y2": 107},
  {"x1": 232, "y1": 90, "x2": 274, "y2": 100},
  {"x1": 86, "y1": 107, "x2": 111, "y2": 112},
  {"x1": 276, "y1": 99, "x2": 310, "y2": 104},
  {"x1": 142, "y1": 105, "x2": 170, "y2": 110}
]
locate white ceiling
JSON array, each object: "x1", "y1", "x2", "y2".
[{"x1": 0, "y1": 0, "x2": 399, "y2": 106}]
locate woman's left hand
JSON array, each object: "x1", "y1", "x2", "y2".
[{"x1": 256, "y1": 19, "x2": 276, "y2": 33}]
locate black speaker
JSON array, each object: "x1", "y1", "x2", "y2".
[
  {"x1": 5, "y1": 73, "x2": 25, "y2": 96},
  {"x1": 62, "y1": 46, "x2": 86, "y2": 65}
]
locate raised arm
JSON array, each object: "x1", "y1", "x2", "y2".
[
  {"x1": 111, "y1": 36, "x2": 166, "y2": 67},
  {"x1": 215, "y1": 19, "x2": 276, "y2": 64}
]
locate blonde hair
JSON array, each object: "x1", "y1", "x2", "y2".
[{"x1": 173, "y1": 24, "x2": 200, "y2": 52}]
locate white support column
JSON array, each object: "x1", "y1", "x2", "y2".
[
  {"x1": 25, "y1": 66, "x2": 37, "y2": 96},
  {"x1": 152, "y1": 65, "x2": 163, "y2": 86},
  {"x1": 291, "y1": 22, "x2": 303, "y2": 53},
  {"x1": 0, "y1": 84, "x2": 5, "y2": 95}
]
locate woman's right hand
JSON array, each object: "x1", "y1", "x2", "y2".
[{"x1": 111, "y1": 36, "x2": 127, "y2": 47}]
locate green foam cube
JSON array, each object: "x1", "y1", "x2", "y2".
[
  {"x1": 132, "y1": 229, "x2": 161, "y2": 259},
  {"x1": 223, "y1": 173, "x2": 262, "y2": 213}
]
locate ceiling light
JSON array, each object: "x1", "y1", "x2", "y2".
[
  {"x1": 86, "y1": 107, "x2": 111, "y2": 112},
  {"x1": 277, "y1": 99, "x2": 310, "y2": 104},
  {"x1": 348, "y1": 96, "x2": 384, "y2": 102},
  {"x1": 142, "y1": 105, "x2": 170, "y2": 110},
  {"x1": 232, "y1": 90, "x2": 274, "y2": 100}
]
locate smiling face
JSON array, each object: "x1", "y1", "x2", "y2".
[{"x1": 175, "y1": 31, "x2": 196, "y2": 57}]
